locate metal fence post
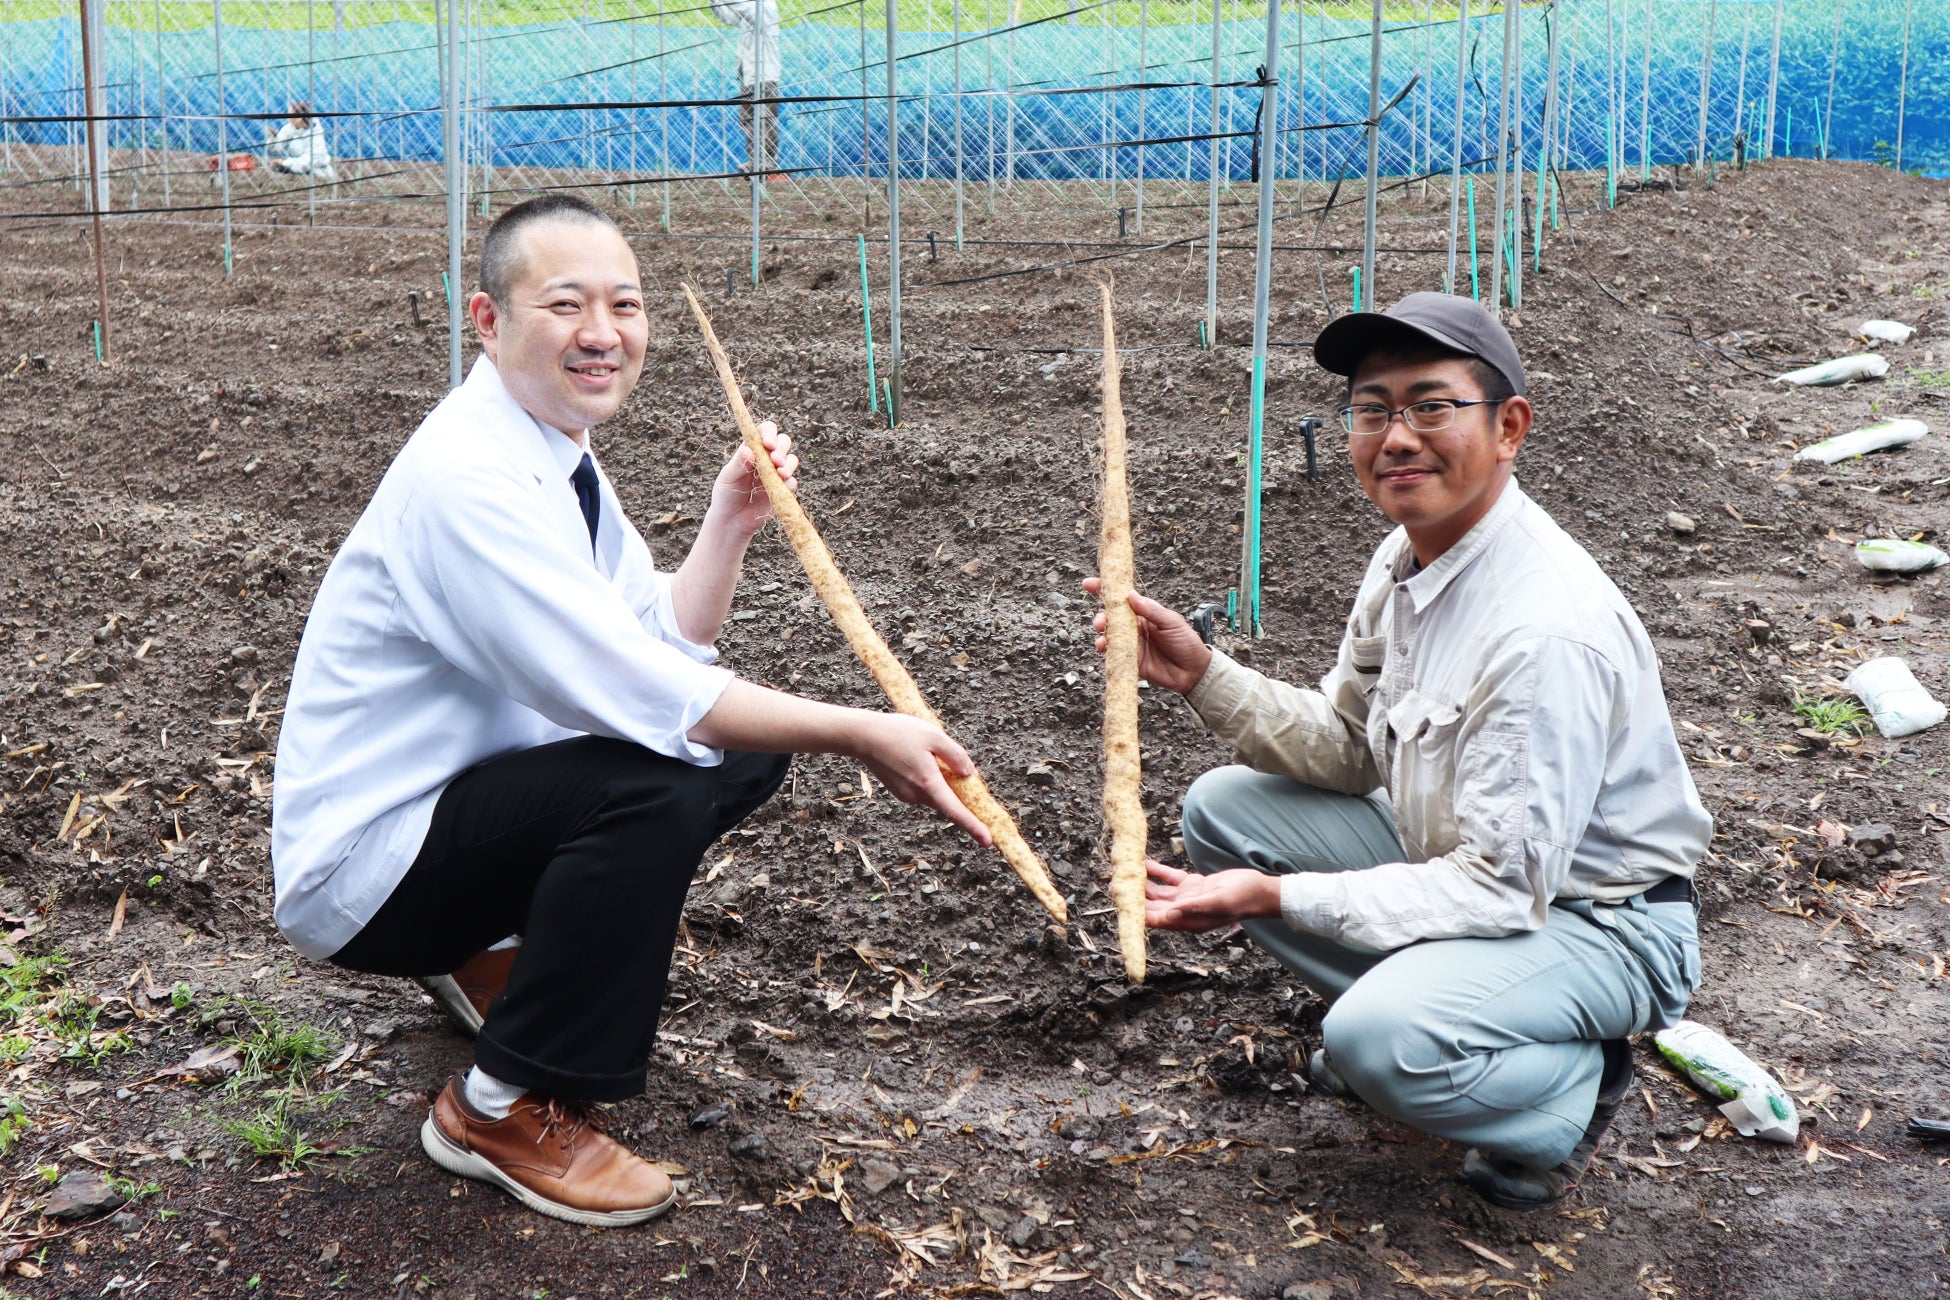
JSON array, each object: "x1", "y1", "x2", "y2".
[
  {"x1": 1695, "y1": 0, "x2": 1715, "y2": 167},
  {"x1": 444, "y1": 0, "x2": 464, "y2": 389},
  {"x1": 1241, "y1": 0, "x2": 1281, "y2": 637},
  {"x1": 1446, "y1": 0, "x2": 1470, "y2": 294},
  {"x1": 885, "y1": 0, "x2": 902, "y2": 425},
  {"x1": 216, "y1": 0, "x2": 232, "y2": 275},
  {"x1": 954, "y1": 0, "x2": 964, "y2": 249},
  {"x1": 78, "y1": 0, "x2": 112, "y2": 362},
  {"x1": 1488, "y1": 0, "x2": 1515, "y2": 315},
  {"x1": 1762, "y1": 0, "x2": 1782, "y2": 158},
  {"x1": 1361, "y1": 0, "x2": 1381, "y2": 310},
  {"x1": 1135, "y1": 0, "x2": 1147, "y2": 234},
  {"x1": 1822, "y1": 0, "x2": 1842, "y2": 160},
  {"x1": 1896, "y1": 0, "x2": 1913, "y2": 170},
  {"x1": 1203, "y1": 0, "x2": 1222, "y2": 348}
]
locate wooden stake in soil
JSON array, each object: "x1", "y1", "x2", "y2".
[
  {"x1": 1095, "y1": 281, "x2": 1147, "y2": 984},
  {"x1": 679, "y1": 283, "x2": 1066, "y2": 924}
]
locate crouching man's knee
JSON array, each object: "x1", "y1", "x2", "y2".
[
  {"x1": 1179, "y1": 765, "x2": 1263, "y2": 874},
  {"x1": 1319, "y1": 983, "x2": 1448, "y2": 1121}
]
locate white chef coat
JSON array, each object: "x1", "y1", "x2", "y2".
[
  {"x1": 1187, "y1": 482, "x2": 1711, "y2": 952},
  {"x1": 271, "y1": 356, "x2": 733, "y2": 960}
]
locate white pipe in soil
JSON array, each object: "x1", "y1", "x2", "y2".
[
  {"x1": 1362, "y1": 0, "x2": 1380, "y2": 306},
  {"x1": 1896, "y1": 0, "x2": 1913, "y2": 170},
  {"x1": 1204, "y1": 0, "x2": 1222, "y2": 347},
  {"x1": 1488, "y1": 0, "x2": 1515, "y2": 316},
  {"x1": 885, "y1": 0, "x2": 902, "y2": 424},
  {"x1": 1446, "y1": 0, "x2": 1470, "y2": 294},
  {"x1": 443, "y1": 0, "x2": 463, "y2": 389},
  {"x1": 216, "y1": 0, "x2": 231, "y2": 275},
  {"x1": 1695, "y1": 0, "x2": 1715, "y2": 169},
  {"x1": 1762, "y1": 0, "x2": 1781, "y2": 158},
  {"x1": 1242, "y1": 0, "x2": 1280, "y2": 635}
]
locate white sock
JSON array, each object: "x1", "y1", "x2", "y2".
[
  {"x1": 486, "y1": 935, "x2": 521, "y2": 952},
  {"x1": 463, "y1": 1065, "x2": 526, "y2": 1120}
]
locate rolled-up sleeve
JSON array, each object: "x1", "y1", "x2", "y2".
[
  {"x1": 391, "y1": 462, "x2": 733, "y2": 764},
  {"x1": 1278, "y1": 635, "x2": 1623, "y2": 950}
]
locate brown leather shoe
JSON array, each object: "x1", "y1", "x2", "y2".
[
  {"x1": 413, "y1": 946, "x2": 518, "y2": 1037},
  {"x1": 420, "y1": 1074, "x2": 676, "y2": 1227}
]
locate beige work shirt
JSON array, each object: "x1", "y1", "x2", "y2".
[{"x1": 1187, "y1": 482, "x2": 1710, "y2": 951}]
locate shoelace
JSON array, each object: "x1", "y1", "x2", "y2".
[{"x1": 532, "y1": 1097, "x2": 609, "y2": 1152}]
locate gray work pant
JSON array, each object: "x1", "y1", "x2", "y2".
[
  {"x1": 739, "y1": 81, "x2": 779, "y2": 174},
  {"x1": 1180, "y1": 766, "x2": 1700, "y2": 1168}
]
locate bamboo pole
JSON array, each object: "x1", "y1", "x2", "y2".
[
  {"x1": 681, "y1": 285, "x2": 1067, "y2": 924},
  {"x1": 1096, "y1": 281, "x2": 1145, "y2": 983}
]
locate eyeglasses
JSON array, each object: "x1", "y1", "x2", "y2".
[{"x1": 1336, "y1": 398, "x2": 1505, "y2": 436}]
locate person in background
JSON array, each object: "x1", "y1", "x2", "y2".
[
  {"x1": 266, "y1": 101, "x2": 337, "y2": 183},
  {"x1": 710, "y1": 0, "x2": 783, "y2": 180}
]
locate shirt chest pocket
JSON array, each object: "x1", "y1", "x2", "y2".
[{"x1": 1375, "y1": 689, "x2": 1463, "y2": 857}]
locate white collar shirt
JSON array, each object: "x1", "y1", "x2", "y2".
[
  {"x1": 1187, "y1": 482, "x2": 1711, "y2": 951},
  {"x1": 271, "y1": 357, "x2": 733, "y2": 960}
]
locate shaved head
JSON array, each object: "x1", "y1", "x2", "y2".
[{"x1": 478, "y1": 194, "x2": 619, "y2": 305}]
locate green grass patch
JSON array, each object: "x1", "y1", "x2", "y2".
[
  {"x1": 222, "y1": 1094, "x2": 327, "y2": 1171},
  {"x1": 225, "y1": 1000, "x2": 337, "y2": 1088},
  {"x1": 1905, "y1": 366, "x2": 1950, "y2": 389},
  {"x1": 1792, "y1": 691, "x2": 1872, "y2": 737}
]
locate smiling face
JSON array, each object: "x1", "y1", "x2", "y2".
[
  {"x1": 1347, "y1": 349, "x2": 1531, "y2": 566},
  {"x1": 468, "y1": 217, "x2": 647, "y2": 436}
]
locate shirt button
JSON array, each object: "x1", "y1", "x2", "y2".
[{"x1": 1490, "y1": 819, "x2": 1502, "y2": 831}]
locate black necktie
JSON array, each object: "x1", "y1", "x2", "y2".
[{"x1": 570, "y1": 454, "x2": 601, "y2": 553}]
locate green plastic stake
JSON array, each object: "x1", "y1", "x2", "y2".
[
  {"x1": 1350, "y1": 266, "x2": 1362, "y2": 313},
  {"x1": 442, "y1": 271, "x2": 453, "y2": 312},
  {"x1": 1226, "y1": 587, "x2": 1237, "y2": 628},
  {"x1": 92, "y1": 321, "x2": 102, "y2": 365},
  {"x1": 883, "y1": 379, "x2": 895, "y2": 428},
  {"x1": 857, "y1": 235, "x2": 878, "y2": 415},
  {"x1": 223, "y1": 243, "x2": 232, "y2": 277},
  {"x1": 1466, "y1": 177, "x2": 1480, "y2": 302},
  {"x1": 1533, "y1": 146, "x2": 1546, "y2": 272},
  {"x1": 1246, "y1": 354, "x2": 1266, "y2": 635}
]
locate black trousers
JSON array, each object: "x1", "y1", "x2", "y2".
[{"x1": 331, "y1": 736, "x2": 789, "y2": 1101}]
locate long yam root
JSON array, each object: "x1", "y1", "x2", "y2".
[
  {"x1": 1096, "y1": 281, "x2": 1147, "y2": 983},
  {"x1": 680, "y1": 283, "x2": 1066, "y2": 924}
]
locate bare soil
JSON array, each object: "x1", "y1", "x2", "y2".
[{"x1": 2, "y1": 158, "x2": 1949, "y2": 1300}]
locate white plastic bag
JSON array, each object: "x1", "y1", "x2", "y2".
[
  {"x1": 1792, "y1": 418, "x2": 1927, "y2": 464},
  {"x1": 1856, "y1": 538, "x2": 1950, "y2": 573},
  {"x1": 1845, "y1": 656, "x2": 1947, "y2": 739},
  {"x1": 1859, "y1": 319, "x2": 1915, "y2": 344}
]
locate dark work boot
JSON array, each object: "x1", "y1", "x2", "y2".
[{"x1": 1460, "y1": 1038, "x2": 1635, "y2": 1211}]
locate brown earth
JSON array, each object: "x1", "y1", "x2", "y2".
[{"x1": 1, "y1": 157, "x2": 1949, "y2": 1300}]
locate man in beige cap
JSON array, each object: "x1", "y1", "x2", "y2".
[{"x1": 1090, "y1": 292, "x2": 1707, "y2": 1209}]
